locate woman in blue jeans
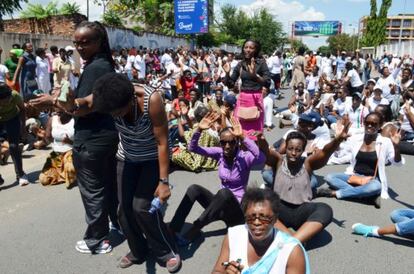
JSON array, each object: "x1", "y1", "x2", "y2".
[
  {"x1": 352, "y1": 208, "x2": 414, "y2": 238},
  {"x1": 318, "y1": 112, "x2": 403, "y2": 208}
]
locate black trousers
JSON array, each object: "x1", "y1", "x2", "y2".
[
  {"x1": 169, "y1": 184, "x2": 244, "y2": 234},
  {"x1": 117, "y1": 160, "x2": 177, "y2": 263},
  {"x1": 0, "y1": 115, "x2": 24, "y2": 178},
  {"x1": 72, "y1": 143, "x2": 119, "y2": 252}
]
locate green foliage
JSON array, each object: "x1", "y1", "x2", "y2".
[
  {"x1": 0, "y1": 0, "x2": 27, "y2": 16},
  {"x1": 288, "y1": 38, "x2": 309, "y2": 53},
  {"x1": 216, "y1": 4, "x2": 286, "y2": 54},
  {"x1": 102, "y1": 9, "x2": 123, "y2": 27},
  {"x1": 60, "y1": 2, "x2": 81, "y2": 15},
  {"x1": 111, "y1": 0, "x2": 174, "y2": 35},
  {"x1": 317, "y1": 45, "x2": 331, "y2": 55},
  {"x1": 327, "y1": 33, "x2": 359, "y2": 53},
  {"x1": 20, "y1": 1, "x2": 59, "y2": 19},
  {"x1": 361, "y1": 0, "x2": 393, "y2": 47}
]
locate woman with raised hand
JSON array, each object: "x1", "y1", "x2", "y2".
[
  {"x1": 169, "y1": 113, "x2": 265, "y2": 244},
  {"x1": 257, "y1": 118, "x2": 351, "y2": 243},
  {"x1": 319, "y1": 112, "x2": 403, "y2": 209},
  {"x1": 223, "y1": 39, "x2": 271, "y2": 139}
]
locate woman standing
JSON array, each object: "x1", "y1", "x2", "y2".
[
  {"x1": 30, "y1": 21, "x2": 120, "y2": 255},
  {"x1": 13, "y1": 42, "x2": 38, "y2": 100},
  {"x1": 223, "y1": 39, "x2": 271, "y2": 139},
  {"x1": 74, "y1": 73, "x2": 181, "y2": 272},
  {"x1": 35, "y1": 48, "x2": 51, "y2": 93},
  {"x1": 0, "y1": 83, "x2": 29, "y2": 186}
]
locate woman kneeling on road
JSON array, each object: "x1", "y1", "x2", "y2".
[
  {"x1": 319, "y1": 112, "x2": 403, "y2": 208},
  {"x1": 257, "y1": 120, "x2": 351, "y2": 243},
  {"x1": 212, "y1": 188, "x2": 309, "y2": 274}
]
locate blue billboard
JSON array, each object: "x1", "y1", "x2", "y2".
[
  {"x1": 174, "y1": 0, "x2": 209, "y2": 34},
  {"x1": 294, "y1": 21, "x2": 342, "y2": 36}
]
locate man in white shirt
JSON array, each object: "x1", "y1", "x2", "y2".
[
  {"x1": 344, "y1": 62, "x2": 364, "y2": 95},
  {"x1": 134, "y1": 51, "x2": 146, "y2": 79},
  {"x1": 267, "y1": 51, "x2": 282, "y2": 97},
  {"x1": 160, "y1": 49, "x2": 173, "y2": 71},
  {"x1": 0, "y1": 64, "x2": 10, "y2": 82},
  {"x1": 365, "y1": 86, "x2": 389, "y2": 112}
]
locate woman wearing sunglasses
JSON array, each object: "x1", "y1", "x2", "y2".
[
  {"x1": 212, "y1": 188, "x2": 309, "y2": 274},
  {"x1": 319, "y1": 112, "x2": 403, "y2": 208},
  {"x1": 169, "y1": 113, "x2": 265, "y2": 244}
]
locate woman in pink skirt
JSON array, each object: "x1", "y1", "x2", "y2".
[{"x1": 223, "y1": 39, "x2": 271, "y2": 140}]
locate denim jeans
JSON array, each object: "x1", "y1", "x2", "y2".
[
  {"x1": 390, "y1": 208, "x2": 414, "y2": 236},
  {"x1": 326, "y1": 114, "x2": 338, "y2": 125},
  {"x1": 324, "y1": 173, "x2": 381, "y2": 199}
]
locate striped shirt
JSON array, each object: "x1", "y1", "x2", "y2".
[{"x1": 115, "y1": 85, "x2": 158, "y2": 162}]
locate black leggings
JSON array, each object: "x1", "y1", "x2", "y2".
[
  {"x1": 399, "y1": 141, "x2": 414, "y2": 155},
  {"x1": 117, "y1": 160, "x2": 177, "y2": 263},
  {"x1": 279, "y1": 200, "x2": 333, "y2": 230},
  {"x1": 169, "y1": 184, "x2": 244, "y2": 233},
  {"x1": 0, "y1": 115, "x2": 24, "y2": 178}
]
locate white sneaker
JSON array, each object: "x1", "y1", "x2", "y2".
[
  {"x1": 19, "y1": 175, "x2": 30, "y2": 186},
  {"x1": 75, "y1": 240, "x2": 112, "y2": 254}
]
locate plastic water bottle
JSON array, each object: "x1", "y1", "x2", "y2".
[
  {"x1": 149, "y1": 184, "x2": 173, "y2": 214},
  {"x1": 149, "y1": 197, "x2": 164, "y2": 214}
]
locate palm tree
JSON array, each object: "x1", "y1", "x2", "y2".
[
  {"x1": 60, "y1": 2, "x2": 81, "y2": 15},
  {"x1": 0, "y1": 0, "x2": 27, "y2": 30},
  {"x1": 20, "y1": 1, "x2": 59, "y2": 19}
]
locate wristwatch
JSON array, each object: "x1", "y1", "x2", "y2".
[{"x1": 159, "y1": 178, "x2": 169, "y2": 185}]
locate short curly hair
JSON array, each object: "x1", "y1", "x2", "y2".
[{"x1": 92, "y1": 72, "x2": 135, "y2": 113}]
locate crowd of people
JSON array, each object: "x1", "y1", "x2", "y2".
[{"x1": 1, "y1": 19, "x2": 414, "y2": 273}]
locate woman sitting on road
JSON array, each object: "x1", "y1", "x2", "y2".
[
  {"x1": 39, "y1": 110, "x2": 76, "y2": 188},
  {"x1": 169, "y1": 113, "x2": 265, "y2": 244},
  {"x1": 319, "y1": 112, "x2": 404, "y2": 209},
  {"x1": 212, "y1": 188, "x2": 309, "y2": 274},
  {"x1": 257, "y1": 121, "x2": 351, "y2": 243},
  {"x1": 352, "y1": 208, "x2": 414, "y2": 239}
]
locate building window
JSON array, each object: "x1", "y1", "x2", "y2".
[
  {"x1": 391, "y1": 20, "x2": 401, "y2": 27},
  {"x1": 391, "y1": 30, "x2": 400, "y2": 37},
  {"x1": 402, "y1": 30, "x2": 410, "y2": 37},
  {"x1": 403, "y1": 20, "x2": 412, "y2": 28}
]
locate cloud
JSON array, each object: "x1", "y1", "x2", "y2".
[{"x1": 238, "y1": 0, "x2": 326, "y2": 31}]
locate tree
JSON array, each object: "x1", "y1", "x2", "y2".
[
  {"x1": 327, "y1": 33, "x2": 359, "y2": 53},
  {"x1": 20, "y1": 1, "x2": 59, "y2": 19},
  {"x1": 216, "y1": 5, "x2": 286, "y2": 54},
  {"x1": 60, "y1": 2, "x2": 81, "y2": 15},
  {"x1": 110, "y1": 0, "x2": 174, "y2": 35},
  {"x1": 102, "y1": 9, "x2": 123, "y2": 27},
  {"x1": 361, "y1": 0, "x2": 392, "y2": 47},
  {"x1": 0, "y1": 0, "x2": 27, "y2": 30},
  {"x1": 317, "y1": 45, "x2": 331, "y2": 56},
  {"x1": 288, "y1": 38, "x2": 309, "y2": 53}
]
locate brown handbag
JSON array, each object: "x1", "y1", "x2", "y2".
[
  {"x1": 347, "y1": 147, "x2": 380, "y2": 186},
  {"x1": 238, "y1": 106, "x2": 260, "y2": 121}
]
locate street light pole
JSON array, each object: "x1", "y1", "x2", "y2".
[{"x1": 87, "y1": 0, "x2": 90, "y2": 20}]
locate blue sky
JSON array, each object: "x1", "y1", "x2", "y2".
[{"x1": 9, "y1": 0, "x2": 414, "y2": 49}]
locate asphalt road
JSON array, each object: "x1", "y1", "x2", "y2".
[{"x1": 1, "y1": 90, "x2": 414, "y2": 274}]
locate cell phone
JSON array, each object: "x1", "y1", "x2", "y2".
[{"x1": 58, "y1": 80, "x2": 70, "y2": 102}]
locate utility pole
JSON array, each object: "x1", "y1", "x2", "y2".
[{"x1": 87, "y1": 0, "x2": 90, "y2": 20}]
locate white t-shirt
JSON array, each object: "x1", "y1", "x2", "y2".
[
  {"x1": 344, "y1": 104, "x2": 369, "y2": 129},
  {"x1": 367, "y1": 96, "x2": 389, "y2": 112},
  {"x1": 134, "y1": 55, "x2": 146, "y2": 79},
  {"x1": 376, "y1": 69, "x2": 400, "y2": 101},
  {"x1": 124, "y1": 55, "x2": 135, "y2": 71},
  {"x1": 0, "y1": 64, "x2": 9, "y2": 82},
  {"x1": 399, "y1": 106, "x2": 414, "y2": 133},
  {"x1": 333, "y1": 98, "x2": 350, "y2": 116},
  {"x1": 347, "y1": 69, "x2": 363, "y2": 87},
  {"x1": 161, "y1": 53, "x2": 173, "y2": 68},
  {"x1": 306, "y1": 75, "x2": 319, "y2": 91},
  {"x1": 267, "y1": 55, "x2": 282, "y2": 74}
]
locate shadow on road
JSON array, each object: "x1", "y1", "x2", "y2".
[
  {"x1": 0, "y1": 181, "x2": 18, "y2": 191},
  {"x1": 306, "y1": 229, "x2": 333, "y2": 251},
  {"x1": 388, "y1": 187, "x2": 414, "y2": 209}
]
